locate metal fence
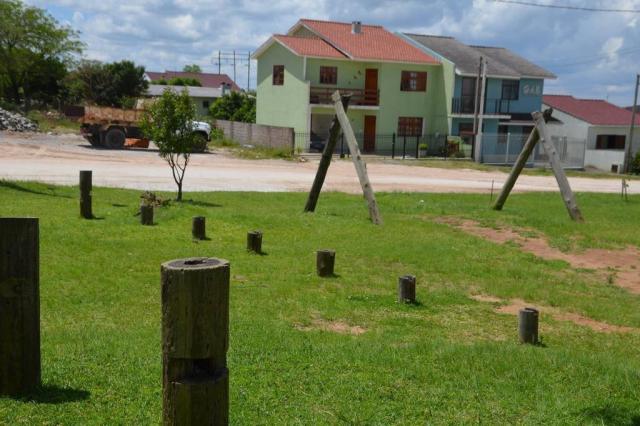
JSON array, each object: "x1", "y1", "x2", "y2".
[{"x1": 481, "y1": 134, "x2": 586, "y2": 169}]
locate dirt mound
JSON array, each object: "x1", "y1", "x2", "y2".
[
  {"x1": 440, "y1": 217, "x2": 640, "y2": 294},
  {"x1": 470, "y1": 294, "x2": 635, "y2": 334}
]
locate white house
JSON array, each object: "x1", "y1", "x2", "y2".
[{"x1": 543, "y1": 95, "x2": 639, "y2": 172}]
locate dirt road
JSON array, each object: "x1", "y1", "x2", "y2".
[{"x1": 0, "y1": 131, "x2": 634, "y2": 194}]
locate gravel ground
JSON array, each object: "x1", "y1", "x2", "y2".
[{"x1": 0, "y1": 131, "x2": 635, "y2": 194}]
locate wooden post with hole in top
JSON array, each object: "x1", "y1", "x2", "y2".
[
  {"x1": 192, "y1": 216, "x2": 206, "y2": 240},
  {"x1": 316, "y1": 249, "x2": 335, "y2": 277},
  {"x1": 79, "y1": 170, "x2": 92, "y2": 219},
  {"x1": 161, "y1": 257, "x2": 230, "y2": 425},
  {"x1": 0, "y1": 218, "x2": 41, "y2": 397},
  {"x1": 246, "y1": 231, "x2": 262, "y2": 254}
]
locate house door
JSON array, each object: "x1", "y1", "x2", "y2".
[
  {"x1": 364, "y1": 115, "x2": 376, "y2": 153},
  {"x1": 364, "y1": 69, "x2": 378, "y2": 105}
]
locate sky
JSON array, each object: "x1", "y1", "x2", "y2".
[{"x1": 26, "y1": 0, "x2": 640, "y2": 106}]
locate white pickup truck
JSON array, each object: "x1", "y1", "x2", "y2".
[{"x1": 80, "y1": 105, "x2": 211, "y2": 152}]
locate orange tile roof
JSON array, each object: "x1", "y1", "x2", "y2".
[
  {"x1": 274, "y1": 35, "x2": 347, "y2": 59},
  {"x1": 296, "y1": 19, "x2": 438, "y2": 64}
]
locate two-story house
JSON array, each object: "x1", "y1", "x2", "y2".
[
  {"x1": 400, "y1": 34, "x2": 556, "y2": 162},
  {"x1": 252, "y1": 19, "x2": 447, "y2": 153}
]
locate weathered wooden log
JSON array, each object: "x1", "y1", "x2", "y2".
[
  {"x1": 518, "y1": 307, "x2": 539, "y2": 344},
  {"x1": 161, "y1": 257, "x2": 230, "y2": 426},
  {"x1": 246, "y1": 231, "x2": 262, "y2": 254},
  {"x1": 192, "y1": 216, "x2": 206, "y2": 240},
  {"x1": 397, "y1": 275, "x2": 416, "y2": 303},
  {"x1": 316, "y1": 249, "x2": 335, "y2": 277},
  {"x1": 0, "y1": 218, "x2": 40, "y2": 397},
  {"x1": 79, "y1": 170, "x2": 92, "y2": 219},
  {"x1": 141, "y1": 205, "x2": 154, "y2": 225}
]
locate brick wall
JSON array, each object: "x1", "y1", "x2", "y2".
[{"x1": 213, "y1": 120, "x2": 295, "y2": 152}]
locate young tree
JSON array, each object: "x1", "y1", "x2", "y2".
[
  {"x1": 183, "y1": 64, "x2": 202, "y2": 73},
  {"x1": 0, "y1": 0, "x2": 83, "y2": 108},
  {"x1": 209, "y1": 91, "x2": 256, "y2": 123},
  {"x1": 141, "y1": 89, "x2": 199, "y2": 201}
]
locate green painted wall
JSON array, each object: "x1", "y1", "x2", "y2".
[{"x1": 256, "y1": 42, "x2": 308, "y2": 138}]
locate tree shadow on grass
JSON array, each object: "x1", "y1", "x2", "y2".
[
  {"x1": 0, "y1": 181, "x2": 72, "y2": 199},
  {"x1": 13, "y1": 385, "x2": 90, "y2": 404},
  {"x1": 182, "y1": 199, "x2": 223, "y2": 208},
  {"x1": 581, "y1": 405, "x2": 640, "y2": 425}
]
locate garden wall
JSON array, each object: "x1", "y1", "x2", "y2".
[{"x1": 214, "y1": 119, "x2": 295, "y2": 152}]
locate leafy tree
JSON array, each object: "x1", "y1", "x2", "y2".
[
  {"x1": 140, "y1": 89, "x2": 200, "y2": 201},
  {"x1": 209, "y1": 91, "x2": 255, "y2": 123},
  {"x1": 153, "y1": 77, "x2": 201, "y2": 87},
  {"x1": 0, "y1": 0, "x2": 83, "y2": 108},
  {"x1": 65, "y1": 59, "x2": 147, "y2": 107},
  {"x1": 182, "y1": 64, "x2": 202, "y2": 73}
]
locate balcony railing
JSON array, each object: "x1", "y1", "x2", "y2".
[
  {"x1": 310, "y1": 87, "x2": 379, "y2": 106},
  {"x1": 451, "y1": 96, "x2": 512, "y2": 115}
]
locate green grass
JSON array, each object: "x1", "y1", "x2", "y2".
[
  {"x1": 25, "y1": 111, "x2": 81, "y2": 134},
  {"x1": 1, "y1": 181, "x2": 640, "y2": 424},
  {"x1": 209, "y1": 137, "x2": 294, "y2": 160}
]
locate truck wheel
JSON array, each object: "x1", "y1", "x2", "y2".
[
  {"x1": 88, "y1": 135, "x2": 102, "y2": 147},
  {"x1": 192, "y1": 132, "x2": 208, "y2": 153},
  {"x1": 104, "y1": 127, "x2": 126, "y2": 149}
]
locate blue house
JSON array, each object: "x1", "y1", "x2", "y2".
[{"x1": 400, "y1": 34, "x2": 556, "y2": 162}]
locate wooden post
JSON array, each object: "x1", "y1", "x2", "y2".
[
  {"x1": 397, "y1": 275, "x2": 416, "y2": 303},
  {"x1": 493, "y1": 126, "x2": 541, "y2": 211},
  {"x1": 331, "y1": 91, "x2": 383, "y2": 225},
  {"x1": 316, "y1": 249, "x2": 335, "y2": 277},
  {"x1": 304, "y1": 95, "x2": 351, "y2": 212},
  {"x1": 518, "y1": 307, "x2": 539, "y2": 344},
  {"x1": 533, "y1": 111, "x2": 584, "y2": 222},
  {"x1": 0, "y1": 218, "x2": 40, "y2": 397},
  {"x1": 246, "y1": 231, "x2": 262, "y2": 254},
  {"x1": 161, "y1": 257, "x2": 230, "y2": 425},
  {"x1": 192, "y1": 216, "x2": 206, "y2": 240},
  {"x1": 79, "y1": 170, "x2": 92, "y2": 219},
  {"x1": 141, "y1": 205, "x2": 154, "y2": 225}
]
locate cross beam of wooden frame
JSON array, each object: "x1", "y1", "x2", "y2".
[{"x1": 493, "y1": 109, "x2": 584, "y2": 222}]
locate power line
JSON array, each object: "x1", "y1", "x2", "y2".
[{"x1": 493, "y1": 0, "x2": 640, "y2": 13}]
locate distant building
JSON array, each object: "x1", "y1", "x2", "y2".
[
  {"x1": 543, "y1": 95, "x2": 640, "y2": 172},
  {"x1": 146, "y1": 84, "x2": 232, "y2": 117},
  {"x1": 144, "y1": 71, "x2": 240, "y2": 91}
]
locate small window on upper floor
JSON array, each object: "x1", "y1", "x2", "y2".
[
  {"x1": 400, "y1": 71, "x2": 427, "y2": 92},
  {"x1": 319, "y1": 66, "x2": 337, "y2": 85},
  {"x1": 502, "y1": 80, "x2": 520, "y2": 100},
  {"x1": 273, "y1": 65, "x2": 284, "y2": 86}
]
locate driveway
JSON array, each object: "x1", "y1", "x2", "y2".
[{"x1": 0, "y1": 131, "x2": 634, "y2": 194}]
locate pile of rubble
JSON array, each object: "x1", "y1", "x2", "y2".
[{"x1": 0, "y1": 108, "x2": 38, "y2": 132}]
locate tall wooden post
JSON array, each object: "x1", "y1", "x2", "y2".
[
  {"x1": 518, "y1": 307, "x2": 539, "y2": 345},
  {"x1": 316, "y1": 249, "x2": 335, "y2": 277},
  {"x1": 0, "y1": 218, "x2": 40, "y2": 397},
  {"x1": 397, "y1": 275, "x2": 416, "y2": 303},
  {"x1": 192, "y1": 216, "x2": 206, "y2": 240},
  {"x1": 79, "y1": 170, "x2": 92, "y2": 219},
  {"x1": 304, "y1": 95, "x2": 351, "y2": 212},
  {"x1": 161, "y1": 257, "x2": 230, "y2": 425},
  {"x1": 246, "y1": 231, "x2": 262, "y2": 254},
  {"x1": 141, "y1": 205, "x2": 154, "y2": 225}
]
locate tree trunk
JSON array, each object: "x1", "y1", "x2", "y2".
[{"x1": 176, "y1": 181, "x2": 183, "y2": 202}]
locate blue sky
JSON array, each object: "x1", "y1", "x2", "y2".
[{"x1": 26, "y1": 0, "x2": 640, "y2": 106}]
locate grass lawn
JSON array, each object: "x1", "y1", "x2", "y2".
[{"x1": 1, "y1": 181, "x2": 639, "y2": 424}]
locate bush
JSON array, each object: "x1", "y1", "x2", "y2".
[
  {"x1": 631, "y1": 152, "x2": 640, "y2": 175},
  {"x1": 419, "y1": 143, "x2": 428, "y2": 150},
  {"x1": 209, "y1": 92, "x2": 255, "y2": 123}
]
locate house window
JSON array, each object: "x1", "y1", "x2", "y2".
[
  {"x1": 272, "y1": 65, "x2": 284, "y2": 85},
  {"x1": 596, "y1": 134, "x2": 626, "y2": 150},
  {"x1": 400, "y1": 71, "x2": 427, "y2": 92},
  {"x1": 398, "y1": 117, "x2": 423, "y2": 136},
  {"x1": 502, "y1": 80, "x2": 520, "y2": 100},
  {"x1": 319, "y1": 66, "x2": 337, "y2": 84},
  {"x1": 202, "y1": 100, "x2": 210, "y2": 109},
  {"x1": 460, "y1": 77, "x2": 477, "y2": 113}
]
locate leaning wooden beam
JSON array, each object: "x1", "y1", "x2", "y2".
[
  {"x1": 331, "y1": 91, "x2": 383, "y2": 225},
  {"x1": 493, "y1": 125, "x2": 541, "y2": 211},
  {"x1": 533, "y1": 111, "x2": 584, "y2": 222},
  {"x1": 304, "y1": 94, "x2": 351, "y2": 212}
]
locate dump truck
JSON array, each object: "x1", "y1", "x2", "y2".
[{"x1": 80, "y1": 105, "x2": 211, "y2": 151}]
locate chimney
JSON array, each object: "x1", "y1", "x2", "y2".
[{"x1": 351, "y1": 21, "x2": 362, "y2": 34}]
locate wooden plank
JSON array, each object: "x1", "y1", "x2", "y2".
[
  {"x1": 331, "y1": 91, "x2": 383, "y2": 225},
  {"x1": 533, "y1": 111, "x2": 584, "y2": 222},
  {"x1": 303, "y1": 94, "x2": 351, "y2": 212},
  {"x1": 493, "y1": 126, "x2": 540, "y2": 211}
]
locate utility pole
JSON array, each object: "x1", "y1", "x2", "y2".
[
  {"x1": 624, "y1": 74, "x2": 639, "y2": 173},
  {"x1": 472, "y1": 57, "x2": 482, "y2": 160},
  {"x1": 474, "y1": 57, "x2": 487, "y2": 163},
  {"x1": 218, "y1": 51, "x2": 221, "y2": 74},
  {"x1": 247, "y1": 51, "x2": 251, "y2": 91},
  {"x1": 233, "y1": 50, "x2": 237, "y2": 84}
]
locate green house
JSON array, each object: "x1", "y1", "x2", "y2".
[{"x1": 252, "y1": 19, "x2": 449, "y2": 153}]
